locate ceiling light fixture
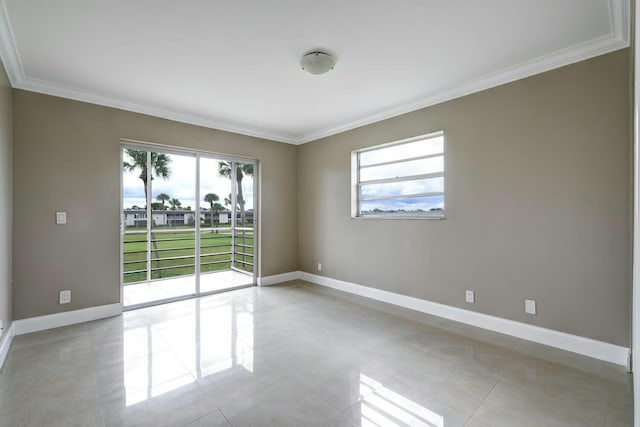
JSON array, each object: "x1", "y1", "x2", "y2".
[{"x1": 301, "y1": 51, "x2": 335, "y2": 75}]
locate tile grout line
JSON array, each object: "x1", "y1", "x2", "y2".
[
  {"x1": 217, "y1": 407, "x2": 234, "y2": 427},
  {"x1": 321, "y1": 403, "x2": 357, "y2": 427},
  {"x1": 381, "y1": 335, "x2": 467, "y2": 420},
  {"x1": 462, "y1": 334, "x2": 528, "y2": 425},
  {"x1": 464, "y1": 361, "x2": 514, "y2": 425},
  {"x1": 147, "y1": 314, "x2": 216, "y2": 420},
  {"x1": 3, "y1": 284, "x2": 630, "y2": 426},
  {"x1": 87, "y1": 325, "x2": 108, "y2": 427}
]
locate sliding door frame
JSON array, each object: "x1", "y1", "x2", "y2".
[{"x1": 119, "y1": 139, "x2": 259, "y2": 310}]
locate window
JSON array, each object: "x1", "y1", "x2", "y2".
[{"x1": 351, "y1": 131, "x2": 445, "y2": 219}]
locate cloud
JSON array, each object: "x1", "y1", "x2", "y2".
[
  {"x1": 123, "y1": 152, "x2": 254, "y2": 210},
  {"x1": 358, "y1": 136, "x2": 445, "y2": 214},
  {"x1": 360, "y1": 156, "x2": 443, "y2": 182},
  {"x1": 360, "y1": 177, "x2": 443, "y2": 199}
]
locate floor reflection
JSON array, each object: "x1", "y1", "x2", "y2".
[
  {"x1": 122, "y1": 295, "x2": 254, "y2": 407},
  {"x1": 3, "y1": 283, "x2": 629, "y2": 426},
  {"x1": 359, "y1": 375, "x2": 444, "y2": 427}
]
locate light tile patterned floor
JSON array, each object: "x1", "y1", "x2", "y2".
[
  {"x1": 0, "y1": 281, "x2": 633, "y2": 426},
  {"x1": 123, "y1": 270, "x2": 253, "y2": 307}
]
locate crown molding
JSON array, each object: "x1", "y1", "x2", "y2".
[
  {"x1": 0, "y1": 0, "x2": 297, "y2": 145},
  {"x1": 14, "y1": 76, "x2": 299, "y2": 144},
  {"x1": 296, "y1": 0, "x2": 630, "y2": 143},
  {"x1": 0, "y1": 0, "x2": 630, "y2": 146},
  {"x1": 610, "y1": 0, "x2": 630, "y2": 43},
  {"x1": 0, "y1": 0, "x2": 22, "y2": 85}
]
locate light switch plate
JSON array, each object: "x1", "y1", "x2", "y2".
[{"x1": 56, "y1": 211, "x2": 67, "y2": 225}]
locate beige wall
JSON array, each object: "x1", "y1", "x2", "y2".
[
  {"x1": 12, "y1": 91, "x2": 297, "y2": 319},
  {"x1": 0, "y1": 63, "x2": 12, "y2": 336},
  {"x1": 298, "y1": 49, "x2": 631, "y2": 346}
]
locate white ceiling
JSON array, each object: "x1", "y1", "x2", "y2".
[{"x1": 0, "y1": 0, "x2": 629, "y2": 144}]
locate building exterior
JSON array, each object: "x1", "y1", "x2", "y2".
[{"x1": 122, "y1": 209, "x2": 252, "y2": 228}]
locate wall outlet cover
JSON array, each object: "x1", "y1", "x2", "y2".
[
  {"x1": 525, "y1": 299, "x2": 536, "y2": 315},
  {"x1": 55, "y1": 211, "x2": 67, "y2": 225},
  {"x1": 317, "y1": 263, "x2": 322, "y2": 272},
  {"x1": 465, "y1": 290, "x2": 475, "y2": 304},
  {"x1": 59, "y1": 290, "x2": 71, "y2": 304}
]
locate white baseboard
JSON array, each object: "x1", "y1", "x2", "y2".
[
  {"x1": 6, "y1": 274, "x2": 627, "y2": 367},
  {"x1": 257, "y1": 271, "x2": 299, "y2": 286},
  {"x1": 0, "y1": 321, "x2": 15, "y2": 370},
  {"x1": 13, "y1": 303, "x2": 122, "y2": 335},
  {"x1": 298, "y1": 271, "x2": 630, "y2": 367}
]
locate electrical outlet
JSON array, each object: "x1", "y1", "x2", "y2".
[
  {"x1": 465, "y1": 290, "x2": 475, "y2": 304},
  {"x1": 525, "y1": 299, "x2": 536, "y2": 315},
  {"x1": 56, "y1": 211, "x2": 67, "y2": 225},
  {"x1": 59, "y1": 290, "x2": 71, "y2": 304},
  {"x1": 317, "y1": 263, "x2": 322, "y2": 272}
]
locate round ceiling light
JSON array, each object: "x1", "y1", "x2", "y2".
[{"x1": 300, "y1": 51, "x2": 335, "y2": 75}]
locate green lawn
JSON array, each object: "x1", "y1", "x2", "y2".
[{"x1": 123, "y1": 228, "x2": 254, "y2": 283}]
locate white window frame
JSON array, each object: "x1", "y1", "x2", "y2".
[{"x1": 351, "y1": 131, "x2": 445, "y2": 220}]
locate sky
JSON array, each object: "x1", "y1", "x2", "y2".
[
  {"x1": 122, "y1": 151, "x2": 254, "y2": 211},
  {"x1": 360, "y1": 176, "x2": 443, "y2": 199},
  {"x1": 360, "y1": 195, "x2": 444, "y2": 213},
  {"x1": 359, "y1": 135, "x2": 445, "y2": 213},
  {"x1": 360, "y1": 136, "x2": 443, "y2": 166}
]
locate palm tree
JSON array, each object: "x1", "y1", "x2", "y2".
[
  {"x1": 204, "y1": 193, "x2": 219, "y2": 226},
  {"x1": 211, "y1": 202, "x2": 224, "y2": 232},
  {"x1": 218, "y1": 162, "x2": 254, "y2": 226},
  {"x1": 156, "y1": 193, "x2": 170, "y2": 210},
  {"x1": 123, "y1": 150, "x2": 171, "y2": 203},
  {"x1": 123, "y1": 149, "x2": 171, "y2": 277},
  {"x1": 169, "y1": 198, "x2": 182, "y2": 210},
  {"x1": 219, "y1": 162, "x2": 253, "y2": 271}
]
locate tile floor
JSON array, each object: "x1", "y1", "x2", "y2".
[
  {"x1": 123, "y1": 270, "x2": 254, "y2": 307},
  {"x1": 0, "y1": 280, "x2": 633, "y2": 426}
]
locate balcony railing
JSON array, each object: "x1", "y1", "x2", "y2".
[{"x1": 123, "y1": 226, "x2": 254, "y2": 284}]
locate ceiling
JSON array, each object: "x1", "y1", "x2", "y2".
[{"x1": 0, "y1": 0, "x2": 629, "y2": 144}]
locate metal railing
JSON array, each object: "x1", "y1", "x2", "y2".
[
  {"x1": 123, "y1": 226, "x2": 254, "y2": 284},
  {"x1": 232, "y1": 226, "x2": 254, "y2": 271}
]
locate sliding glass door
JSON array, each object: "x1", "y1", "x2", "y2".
[
  {"x1": 199, "y1": 157, "x2": 238, "y2": 293},
  {"x1": 121, "y1": 144, "x2": 257, "y2": 308},
  {"x1": 232, "y1": 161, "x2": 255, "y2": 274}
]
